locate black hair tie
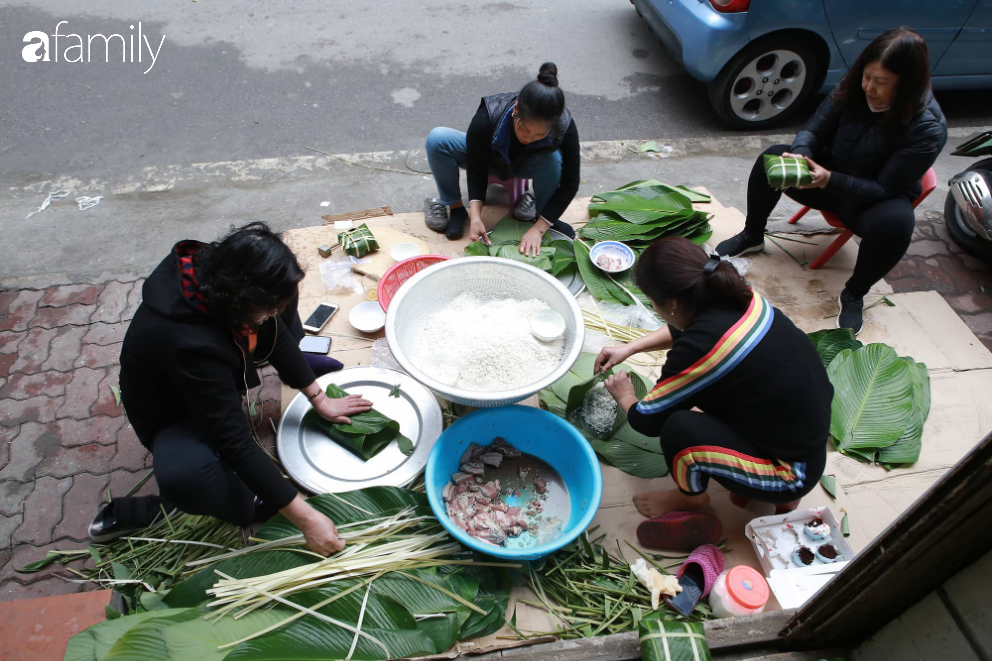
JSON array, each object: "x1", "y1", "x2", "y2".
[{"x1": 703, "y1": 254, "x2": 721, "y2": 276}]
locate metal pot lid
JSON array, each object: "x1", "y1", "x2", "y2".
[{"x1": 277, "y1": 366, "x2": 443, "y2": 493}]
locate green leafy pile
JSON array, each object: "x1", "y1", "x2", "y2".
[
  {"x1": 582, "y1": 181, "x2": 712, "y2": 247},
  {"x1": 540, "y1": 353, "x2": 667, "y2": 479},
  {"x1": 65, "y1": 488, "x2": 513, "y2": 661},
  {"x1": 304, "y1": 383, "x2": 413, "y2": 460},
  {"x1": 463, "y1": 217, "x2": 578, "y2": 279},
  {"x1": 808, "y1": 329, "x2": 930, "y2": 468}
]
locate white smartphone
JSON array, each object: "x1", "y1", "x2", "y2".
[
  {"x1": 299, "y1": 335, "x2": 332, "y2": 354},
  {"x1": 302, "y1": 302, "x2": 339, "y2": 333}
]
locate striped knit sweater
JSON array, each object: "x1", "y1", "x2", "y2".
[{"x1": 626, "y1": 292, "x2": 833, "y2": 461}]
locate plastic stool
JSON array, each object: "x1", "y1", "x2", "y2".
[
  {"x1": 787, "y1": 167, "x2": 938, "y2": 270},
  {"x1": 487, "y1": 175, "x2": 528, "y2": 207}
]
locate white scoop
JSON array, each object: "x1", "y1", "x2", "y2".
[{"x1": 530, "y1": 309, "x2": 566, "y2": 342}]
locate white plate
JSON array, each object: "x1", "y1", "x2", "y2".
[
  {"x1": 349, "y1": 300, "x2": 386, "y2": 333},
  {"x1": 390, "y1": 242, "x2": 421, "y2": 262}
]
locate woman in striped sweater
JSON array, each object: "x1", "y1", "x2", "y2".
[{"x1": 596, "y1": 238, "x2": 833, "y2": 520}]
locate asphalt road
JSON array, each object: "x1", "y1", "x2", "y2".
[{"x1": 4, "y1": 0, "x2": 991, "y2": 186}]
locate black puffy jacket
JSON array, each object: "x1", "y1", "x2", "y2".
[{"x1": 790, "y1": 87, "x2": 947, "y2": 206}]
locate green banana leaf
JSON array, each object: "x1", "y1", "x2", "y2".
[
  {"x1": 639, "y1": 617, "x2": 711, "y2": 661},
  {"x1": 463, "y1": 241, "x2": 490, "y2": 257},
  {"x1": 304, "y1": 383, "x2": 413, "y2": 461},
  {"x1": 602, "y1": 180, "x2": 711, "y2": 204},
  {"x1": 493, "y1": 244, "x2": 555, "y2": 271},
  {"x1": 550, "y1": 240, "x2": 575, "y2": 276},
  {"x1": 878, "y1": 358, "x2": 930, "y2": 467},
  {"x1": 807, "y1": 328, "x2": 864, "y2": 367},
  {"x1": 827, "y1": 344, "x2": 915, "y2": 452},
  {"x1": 487, "y1": 217, "x2": 553, "y2": 246}
]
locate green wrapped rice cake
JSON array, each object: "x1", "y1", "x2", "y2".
[
  {"x1": 764, "y1": 154, "x2": 813, "y2": 190},
  {"x1": 639, "y1": 618, "x2": 711, "y2": 661},
  {"x1": 338, "y1": 223, "x2": 379, "y2": 258}
]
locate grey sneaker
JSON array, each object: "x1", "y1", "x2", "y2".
[
  {"x1": 424, "y1": 198, "x2": 449, "y2": 231},
  {"x1": 514, "y1": 191, "x2": 537, "y2": 221}
]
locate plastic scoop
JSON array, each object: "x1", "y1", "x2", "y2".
[
  {"x1": 530, "y1": 310, "x2": 566, "y2": 342},
  {"x1": 422, "y1": 354, "x2": 459, "y2": 386}
]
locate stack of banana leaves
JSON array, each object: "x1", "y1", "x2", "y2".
[{"x1": 62, "y1": 487, "x2": 514, "y2": 661}]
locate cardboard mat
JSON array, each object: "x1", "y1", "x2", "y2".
[{"x1": 281, "y1": 193, "x2": 992, "y2": 653}]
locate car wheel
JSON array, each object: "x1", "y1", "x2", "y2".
[
  {"x1": 944, "y1": 189, "x2": 992, "y2": 263},
  {"x1": 708, "y1": 35, "x2": 821, "y2": 130}
]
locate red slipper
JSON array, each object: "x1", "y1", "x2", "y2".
[{"x1": 636, "y1": 511, "x2": 722, "y2": 552}]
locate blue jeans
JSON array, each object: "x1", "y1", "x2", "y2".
[{"x1": 426, "y1": 127, "x2": 562, "y2": 212}]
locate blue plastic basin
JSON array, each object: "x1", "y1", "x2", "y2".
[{"x1": 425, "y1": 405, "x2": 603, "y2": 561}]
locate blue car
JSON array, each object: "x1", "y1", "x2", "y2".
[{"x1": 632, "y1": 0, "x2": 992, "y2": 128}]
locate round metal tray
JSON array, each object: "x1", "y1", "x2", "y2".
[
  {"x1": 277, "y1": 366, "x2": 444, "y2": 493},
  {"x1": 484, "y1": 228, "x2": 585, "y2": 297}
]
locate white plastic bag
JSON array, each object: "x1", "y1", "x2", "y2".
[
  {"x1": 370, "y1": 338, "x2": 405, "y2": 373},
  {"x1": 579, "y1": 293, "x2": 664, "y2": 355},
  {"x1": 319, "y1": 258, "x2": 363, "y2": 296}
]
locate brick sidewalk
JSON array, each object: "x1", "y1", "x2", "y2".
[
  {"x1": 0, "y1": 213, "x2": 990, "y2": 602},
  {"x1": 0, "y1": 281, "x2": 282, "y2": 601}
]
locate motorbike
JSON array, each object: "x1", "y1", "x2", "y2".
[{"x1": 946, "y1": 130, "x2": 992, "y2": 262}]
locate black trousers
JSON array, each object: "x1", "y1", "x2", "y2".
[
  {"x1": 152, "y1": 421, "x2": 257, "y2": 527},
  {"x1": 747, "y1": 145, "x2": 916, "y2": 298},
  {"x1": 659, "y1": 410, "x2": 826, "y2": 504}
]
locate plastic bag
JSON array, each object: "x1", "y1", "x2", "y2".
[
  {"x1": 370, "y1": 338, "x2": 405, "y2": 373},
  {"x1": 319, "y1": 258, "x2": 362, "y2": 296},
  {"x1": 579, "y1": 293, "x2": 664, "y2": 355}
]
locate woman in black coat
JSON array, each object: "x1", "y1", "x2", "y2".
[
  {"x1": 91, "y1": 223, "x2": 370, "y2": 556},
  {"x1": 716, "y1": 28, "x2": 947, "y2": 334}
]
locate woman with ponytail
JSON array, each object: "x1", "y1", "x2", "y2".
[
  {"x1": 594, "y1": 238, "x2": 832, "y2": 538},
  {"x1": 424, "y1": 63, "x2": 581, "y2": 255}
]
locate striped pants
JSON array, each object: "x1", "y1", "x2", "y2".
[{"x1": 660, "y1": 410, "x2": 826, "y2": 504}]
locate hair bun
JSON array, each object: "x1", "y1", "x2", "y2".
[{"x1": 537, "y1": 62, "x2": 559, "y2": 87}]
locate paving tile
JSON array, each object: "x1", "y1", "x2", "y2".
[
  {"x1": 0, "y1": 512, "x2": 22, "y2": 550},
  {"x1": 0, "y1": 290, "x2": 19, "y2": 321},
  {"x1": 0, "y1": 589, "x2": 112, "y2": 656},
  {"x1": 0, "y1": 425, "x2": 18, "y2": 472},
  {"x1": 946, "y1": 292, "x2": 992, "y2": 315},
  {"x1": 40, "y1": 325, "x2": 88, "y2": 373},
  {"x1": 0, "y1": 371, "x2": 73, "y2": 400},
  {"x1": 906, "y1": 239, "x2": 950, "y2": 258},
  {"x1": 56, "y1": 416, "x2": 124, "y2": 447},
  {"x1": 121, "y1": 279, "x2": 144, "y2": 321},
  {"x1": 90, "y1": 366, "x2": 123, "y2": 418},
  {"x1": 0, "y1": 396, "x2": 61, "y2": 427},
  {"x1": 0, "y1": 481, "x2": 34, "y2": 517},
  {"x1": 0, "y1": 422, "x2": 59, "y2": 482},
  {"x1": 53, "y1": 473, "x2": 110, "y2": 542},
  {"x1": 0, "y1": 576, "x2": 81, "y2": 601},
  {"x1": 0, "y1": 353, "x2": 15, "y2": 379},
  {"x1": 110, "y1": 423, "x2": 150, "y2": 471},
  {"x1": 35, "y1": 442, "x2": 117, "y2": 479},
  {"x1": 0, "y1": 330, "x2": 26, "y2": 355},
  {"x1": 74, "y1": 342, "x2": 122, "y2": 369},
  {"x1": 0, "y1": 541, "x2": 80, "y2": 584},
  {"x1": 964, "y1": 312, "x2": 992, "y2": 335},
  {"x1": 12, "y1": 476, "x2": 71, "y2": 545},
  {"x1": 81, "y1": 322, "x2": 128, "y2": 347},
  {"x1": 8, "y1": 327, "x2": 58, "y2": 375},
  {"x1": 0, "y1": 290, "x2": 43, "y2": 332},
  {"x1": 90, "y1": 281, "x2": 133, "y2": 324},
  {"x1": 55, "y1": 368, "x2": 106, "y2": 420},
  {"x1": 38, "y1": 284, "x2": 102, "y2": 308},
  {"x1": 29, "y1": 304, "x2": 96, "y2": 330}
]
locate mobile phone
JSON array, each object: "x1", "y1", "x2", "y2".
[
  {"x1": 302, "y1": 302, "x2": 339, "y2": 333},
  {"x1": 299, "y1": 335, "x2": 332, "y2": 354}
]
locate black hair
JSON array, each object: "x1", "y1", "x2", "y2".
[
  {"x1": 635, "y1": 237, "x2": 752, "y2": 312},
  {"x1": 834, "y1": 27, "x2": 931, "y2": 132},
  {"x1": 195, "y1": 221, "x2": 304, "y2": 326},
  {"x1": 516, "y1": 62, "x2": 565, "y2": 125}
]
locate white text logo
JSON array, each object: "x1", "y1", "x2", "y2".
[{"x1": 21, "y1": 21, "x2": 166, "y2": 74}]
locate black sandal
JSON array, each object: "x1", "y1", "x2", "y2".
[{"x1": 88, "y1": 496, "x2": 177, "y2": 543}]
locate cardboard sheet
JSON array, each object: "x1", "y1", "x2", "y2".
[{"x1": 280, "y1": 193, "x2": 992, "y2": 651}]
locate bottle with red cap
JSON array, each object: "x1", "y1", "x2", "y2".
[{"x1": 709, "y1": 566, "x2": 770, "y2": 618}]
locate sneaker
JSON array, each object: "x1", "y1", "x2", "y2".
[
  {"x1": 514, "y1": 191, "x2": 536, "y2": 221},
  {"x1": 424, "y1": 197, "x2": 449, "y2": 231},
  {"x1": 837, "y1": 289, "x2": 864, "y2": 335},
  {"x1": 88, "y1": 496, "x2": 178, "y2": 543},
  {"x1": 715, "y1": 228, "x2": 765, "y2": 257},
  {"x1": 549, "y1": 219, "x2": 575, "y2": 238}
]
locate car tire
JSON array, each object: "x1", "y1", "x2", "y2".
[
  {"x1": 944, "y1": 186, "x2": 992, "y2": 264},
  {"x1": 708, "y1": 34, "x2": 821, "y2": 130}
]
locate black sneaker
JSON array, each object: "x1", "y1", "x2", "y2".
[
  {"x1": 514, "y1": 191, "x2": 536, "y2": 221},
  {"x1": 715, "y1": 228, "x2": 765, "y2": 257},
  {"x1": 549, "y1": 219, "x2": 575, "y2": 238},
  {"x1": 424, "y1": 197, "x2": 449, "y2": 231},
  {"x1": 88, "y1": 496, "x2": 178, "y2": 543},
  {"x1": 837, "y1": 289, "x2": 864, "y2": 335}
]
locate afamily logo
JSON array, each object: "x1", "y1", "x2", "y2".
[{"x1": 22, "y1": 21, "x2": 166, "y2": 74}]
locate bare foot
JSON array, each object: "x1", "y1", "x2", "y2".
[{"x1": 633, "y1": 490, "x2": 710, "y2": 518}]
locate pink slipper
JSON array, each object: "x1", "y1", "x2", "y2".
[
  {"x1": 636, "y1": 511, "x2": 722, "y2": 552},
  {"x1": 677, "y1": 543, "x2": 726, "y2": 597}
]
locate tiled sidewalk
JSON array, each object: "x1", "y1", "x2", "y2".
[{"x1": 0, "y1": 212, "x2": 990, "y2": 602}]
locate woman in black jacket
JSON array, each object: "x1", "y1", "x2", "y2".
[
  {"x1": 91, "y1": 223, "x2": 370, "y2": 556},
  {"x1": 424, "y1": 62, "x2": 580, "y2": 256},
  {"x1": 716, "y1": 28, "x2": 948, "y2": 334}
]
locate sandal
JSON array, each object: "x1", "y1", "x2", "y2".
[
  {"x1": 88, "y1": 496, "x2": 177, "y2": 543},
  {"x1": 636, "y1": 511, "x2": 722, "y2": 552},
  {"x1": 665, "y1": 543, "x2": 726, "y2": 616}
]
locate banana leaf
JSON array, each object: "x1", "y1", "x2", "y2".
[
  {"x1": 304, "y1": 383, "x2": 413, "y2": 461},
  {"x1": 493, "y1": 244, "x2": 555, "y2": 271},
  {"x1": 463, "y1": 241, "x2": 490, "y2": 257},
  {"x1": 339, "y1": 223, "x2": 379, "y2": 258},
  {"x1": 827, "y1": 344, "x2": 915, "y2": 453},
  {"x1": 878, "y1": 358, "x2": 930, "y2": 467},
  {"x1": 639, "y1": 617, "x2": 711, "y2": 661},
  {"x1": 550, "y1": 240, "x2": 575, "y2": 276},
  {"x1": 487, "y1": 217, "x2": 553, "y2": 246},
  {"x1": 807, "y1": 328, "x2": 864, "y2": 367},
  {"x1": 600, "y1": 180, "x2": 711, "y2": 204}
]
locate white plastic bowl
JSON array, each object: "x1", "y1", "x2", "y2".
[
  {"x1": 349, "y1": 300, "x2": 386, "y2": 333},
  {"x1": 590, "y1": 241, "x2": 635, "y2": 273},
  {"x1": 390, "y1": 242, "x2": 421, "y2": 263}
]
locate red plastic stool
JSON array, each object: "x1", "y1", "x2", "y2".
[
  {"x1": 487, "y1": 175, "x2": 528, "y2": 207},
  {"x1": 787, "y1": 167, "x2": 938, "y2": 270}
]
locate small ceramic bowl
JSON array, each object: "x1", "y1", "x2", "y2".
[
  {"x1": 391, "y1": 242, "x2": 422, "y2": 262},
  {"x1": 590, "y1": 241, "x2": 635, "y2": 273},
  {"x1": 348, "y1": 300, "x2": 386, "y2": 333}
]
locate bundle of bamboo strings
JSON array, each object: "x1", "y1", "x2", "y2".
[{"x1": 581, "y1": 310, "x2": 665, "y2": 366}]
